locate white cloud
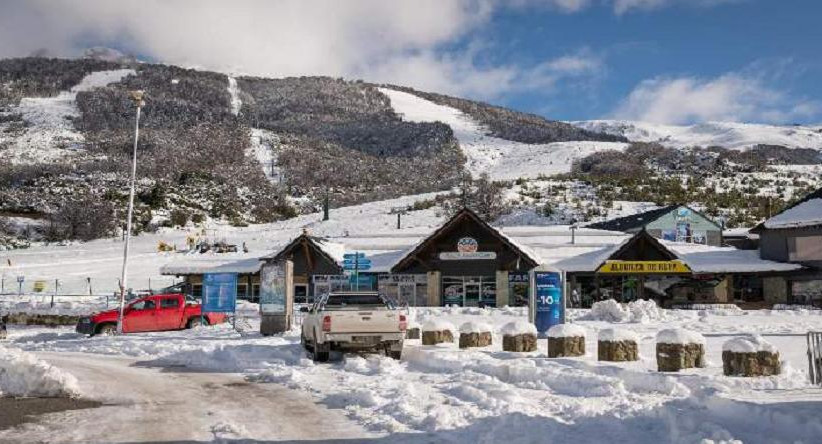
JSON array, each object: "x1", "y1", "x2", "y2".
[
  {"x1": 612, "y1": 0, "x2": 739, "y2": 15},
  {"x1": 0, "y1": 0, "x2": 603, "y2": 101},
  {"x1": 611, "y1": 72, "x2": 819, "y2": 124}
]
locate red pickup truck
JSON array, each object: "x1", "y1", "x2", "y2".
[{"x1": 76, "y1": 293, "x2": 226, "y2": 336}]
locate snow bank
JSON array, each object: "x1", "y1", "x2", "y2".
[
  {"x1": 598, "y1": 328, "x2": 639, "y2": 342},
  {"x1": 656, "y1": 328, "x2": 706, "y2": 345},
  {"x1": 459, "y1": 321, "x2": 493, "y2": 334},
  {"x1": 422, "y1": 319, "x2": 456, "y2": 332},
  {"x1": 0, "y1": 345, "x2": 80, "y2": 397},
  {"x1": 547, "y1": 323, "x2": 586, "y2": 338},
  {"x1": 500, "y1": 321, "x2": 537, "y2": 336},
  {"x1": 722, "y1": 335, "x2": 777, "y2": 353},
  {"x1": 584, "y1": 299, "x2": 666, "y2": 323}
]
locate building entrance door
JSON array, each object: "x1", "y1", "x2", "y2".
[{"x1": 464, "y1": 283, "x2": 481, "y2": 307}]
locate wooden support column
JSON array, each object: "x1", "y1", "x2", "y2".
[
  {"x1": 427, "y1": 271, "x2": 441, "y2": 306},
  {"x1": 495, "y1": 270, "x2": 509, "y2": 308}
]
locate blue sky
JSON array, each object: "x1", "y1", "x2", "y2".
[
  {"x1": 480, "y1": 0, "x2": 822, "y2": 123},
  {"x1": 1, "y1": 0, "x2": 819, "y2": 124}
]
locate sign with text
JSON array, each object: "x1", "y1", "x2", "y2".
[
  {"x1": 202, "y1": 273, "x2": 237, "y2": 313},
  {"x1": 260, "y1": 263, "x2": 286, "y2": 314},
  {"x1": 533, "y1": 271, "x2": 563, "y2": 334},
  {"x1": 597, "y1": 260, "x2": 691, "y2": 274},
  {"x1": 439, "y1": 251, "x2": 497, "y2": 260}
]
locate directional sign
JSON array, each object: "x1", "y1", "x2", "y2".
[
  {"x1": 342, "y1": 258, "x2": 372, "y2": 267},
  {"x1": 343, "y1": 263, "x2": 371, "y2": 271},
  {"x1": 343, "y1": 252, "x2": 366, "y2": 260}
]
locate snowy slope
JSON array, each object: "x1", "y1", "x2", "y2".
[
  {"x1": 380, "y1": 88, "x2": 628, "y2": 180},
  {"x1": 0, "y1": 69, "x2": 135, "y2": 164},
  {"x1": 573, "y1": 119, "x2": 822, "y2": 150}
]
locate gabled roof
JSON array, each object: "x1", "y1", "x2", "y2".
[
  {"x1": 390, "y1": 208, "x2": 541, "y2": 272},
  {"x1": 586, "y1": 204, "x2": 721, "y2": 232},
  {"x1": 752, "y1": 186, "x2": 822, "y2": 232},
  {"x1": 263, "y1": 233, "x2": 344, "y2": 274},
  {"x1": 606, "y1": 228, "x2": 679, "y2": 262}
]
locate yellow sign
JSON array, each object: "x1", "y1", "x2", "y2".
[
  {"x1": 597, "y1": 260, "x2": 691, "y2": 274},
  {"x1": 33, "y1": 280, "x2": 47, "y2": 292}
]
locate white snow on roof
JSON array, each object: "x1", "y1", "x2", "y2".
[
  {"x1": 160, "y1": 256, "x2": 263, "y2": 275},
  {"x1": 661, "y1": 240, "x2": 803, "y2": 273},
  {"x1": 763, "y1": 198, "x2": 822, "y2": 229}
]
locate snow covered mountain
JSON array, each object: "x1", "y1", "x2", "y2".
[{"x1": 572, "y1": 119, "x2": 822, "y2": 151}]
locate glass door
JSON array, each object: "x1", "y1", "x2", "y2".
[{"x1": 464, "y1": 283, "x2": 481, "y2": 307}]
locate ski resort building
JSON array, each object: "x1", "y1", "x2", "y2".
[
  {"x1": 751, "y1": 186, "x2": 822, "y2": 305},
  {"x1": 587, "y1": 204, "x2": 724, "y2": 247},
  {"x1": 161, "y1": 207, "x2": 805, "y2": 308}
]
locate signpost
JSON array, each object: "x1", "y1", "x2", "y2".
[
  {"x1": 202, "y1": 273, "x2": 238, "y2": 327},
  {"x1": 343, "y1": 252, "x2": 371, "y2": 291},
  {"x1": 529, "y1": 266, "x2": 565, "y2": 335}
]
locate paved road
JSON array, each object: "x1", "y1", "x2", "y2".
[{"x1": 0, "y1": 352, "x2": 376, "y2": 443}]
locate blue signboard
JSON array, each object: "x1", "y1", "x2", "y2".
[
  {"x1": 202, "y1": 273, "x2": 237, "y2": 313},
  {"x1": 343, "y1": 252, "x2": 365, "y2": 260},
  {"x1": 534, "y1": 271, "x2": 563, "y2": 334}
]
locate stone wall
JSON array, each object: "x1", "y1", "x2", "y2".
[
  {"x1": 459, "y1": 332, "x2": 492, "y2": 349},
  {"x1": 548, "y1": 336, "x2": 585, "y2": 358},
  {"x1": 503, "y1": 334, "x2": 537, "y2": 352},
  {"x1": 722, "y1": 351, "x2": 781, "y2": 376},
  {"x1": 598, "y1": 340, "x2": 638, "y2": 362},
  {"x1": 656, "y1": 343, "x2": 704, "y2": 372},
  {"x1": 422, "y1": 329, "x2": 453, "y2": 345}
]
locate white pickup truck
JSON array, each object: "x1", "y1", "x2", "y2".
[{"x1": 300, "y1": 291, "x2": 407, "y2": 362}]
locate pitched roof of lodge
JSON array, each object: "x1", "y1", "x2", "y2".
[
  {"x1": 553, "y1": 229, "x2": 802, "y2": 274},
  {"x1": 752, "y1": 186, "x2": 822, "y2": 232},
  {"x1": 586, "y1": 204, "x2": 721, "y2": 232},
  {"x1": 390, "y1": 208, "x2": 542, "y2": 273}
]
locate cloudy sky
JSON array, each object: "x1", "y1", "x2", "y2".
[{"x1": 0, "y1": 0, "x2": 819, "y2": 124}]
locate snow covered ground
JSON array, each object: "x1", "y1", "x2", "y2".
[
  {"x1": 3, "y1": 303, "x2": 821, "y2": 442},
  {"x1": 380, "y1": 88, "x2": 629, "y2": 180},
  {"x1": 573, "y1": 119, "x2": 822, "y2": 151},
  {"x1": 0, "y1": 69, "x2": 135, "y2": 164}
]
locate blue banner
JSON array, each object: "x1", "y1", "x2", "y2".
[
  {"x1": 202, "y1": 273, "x2": 237, "y2": 313},
  {"x1": 534, "y1": 271, "x2": 563, "y2": 334}
]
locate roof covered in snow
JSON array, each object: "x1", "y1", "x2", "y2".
[
  {"x1": 756, "y1": 187, "x2": 822, "y2": 231},
  {"x1": 160, "y1": 256, "x2": 264, "y2": 275}
]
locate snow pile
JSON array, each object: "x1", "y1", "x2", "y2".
[
  {"x1": 422, "y1": 319, "x2": 456, "y2": 333},
  {"x1": 585, "y1": 299, "x2": 666, "y2": 323},
  {"x1": 722, "y1": 335, "x2": 778, "y2": 354},
  {"x1": 459, "y1": 321, "x2": 493, "y2": 334},
  {"x1": 597, "y1": 328, "x2": 639, "y2": 342},
  {"x1": 0, "y1": 345, "x2": 80, "y2": 397},
  {"x1": 500, "y1": 321, "x2": 537, "y2": 336},
  {"x1": 657, "y1": 328, "x2": 706, "y2": 345},
  {"x1": 546, "y1": 323, "x2": 586, "y2": 338}
]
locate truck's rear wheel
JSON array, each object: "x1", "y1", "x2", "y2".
[
  {"x1": 388, "y1": 350, "x2": 402, "y2": 360},
  {"x1": 96, "y1": 324, "x2": 116, "y2": 336},
  {"x1": 188, "y1": 317, "x2": 207, "y2": 328},
  {"x1": 313, "y1": 337, "x2": 330, "y2": 362}
]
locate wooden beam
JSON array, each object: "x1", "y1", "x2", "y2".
[{"x1": 302, "y1": 240, "x2": 315, "y2": 272}]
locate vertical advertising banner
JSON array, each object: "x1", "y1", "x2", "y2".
[
  {"x1": 533, "y1": 271, "x2": 563, "y2": 334},
  {"x1": 260, "y1": 262, "x2": 286, "y2": 314},
  {"x1": 202, "y1": 273, "x2": 237, "y2": 313}
]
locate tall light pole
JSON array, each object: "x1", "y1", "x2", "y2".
[{"x1": 116, "y1": 90, "x2": 145, "y2": 334}]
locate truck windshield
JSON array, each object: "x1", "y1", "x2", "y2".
[{"x1": 324, "y1": 294, "x2": 384, "y2": 308}]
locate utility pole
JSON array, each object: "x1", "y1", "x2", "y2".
[{"x1": 116, "y1": 90, "x2": 144, "y2": 335}]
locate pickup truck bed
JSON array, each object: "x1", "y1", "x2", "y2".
[{"x1": 301, "y1": 292, "x2": 407, "y2": 362}]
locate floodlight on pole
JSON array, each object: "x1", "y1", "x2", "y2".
[{"x1": 116, "y1": 90, "x2": 145, "y2": 334}]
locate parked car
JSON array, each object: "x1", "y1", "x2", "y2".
[
  {"x1": 76, "y1": 293, "x2": 226, "y2": 336},
  {"x1": 301, "y1": 291, "x2": 407, "y2": 362}
]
